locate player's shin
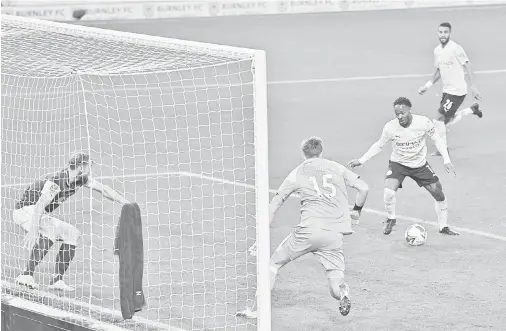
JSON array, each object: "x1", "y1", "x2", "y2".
[
  {"x1": 384, "y1": 188, "x2": 396, "y2": 219},
  {"x1": 51, "y1": 243, "x2": 76, "y2": 285},
  {"x1": 24, "y1": 235, "x2": 53, "y2": 276},
  {"x1": 448, "y1": 108, "x2": 473, "y2": 126},
  {"x1": 435, "y1": 199, "x2": 449, "y2": 231},
  {"x1": 433, "y1": 120, "x2": 448, "y2": 146}
]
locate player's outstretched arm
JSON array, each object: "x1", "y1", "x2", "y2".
[
  {"x1": 348, "y1": 127, "x2": 390, "y2": 168},
  {"x1": 85, "y1": 178, "x2": 129, "y2": 204},
  {"x1": 418, "y1": 69, "x2": 441, "y2": 95},
  {"x1": 22, "y1": 181, "x2": 61, "y2": 249}
]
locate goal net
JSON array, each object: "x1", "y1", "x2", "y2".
[{"x1": 1, "y1": 14, "x2": 270, "y2": 331}]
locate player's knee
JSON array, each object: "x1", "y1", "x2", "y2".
[
  {"x1": 443, "y1": 114, "x2": 452, "y2": 125},
  {"x1": 63, "y1": 226, "x2": 81, "y2": 247},
  {"x1": 384, "y1": 188, "x2": 396, "y2": 203},
  {"x1": 434, "y1": 190, "x2": 445, "y2": 202}
]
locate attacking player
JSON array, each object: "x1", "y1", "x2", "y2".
[
  {"x1": 348, "y1": 97, "x2": 459, "y2": 236},
  {"x1": 237, "y1": 137, "x2": 370, "y2": 318},
  {"x1": 418, "y1": 22, "x2": 483, "y2": 156},
  {"x1": 13, "y1": 152, "x2": 129, "y2": 291}
]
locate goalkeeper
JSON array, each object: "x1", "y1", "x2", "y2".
[{"x1": 13, "y1": 153, "x2": 129, "y2": 292}]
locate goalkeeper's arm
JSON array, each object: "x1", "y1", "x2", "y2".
[{"x1": 85, "y1": 178, "x2": 129, "y2": 205}]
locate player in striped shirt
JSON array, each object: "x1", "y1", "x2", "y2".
[
  {"x1": 238, "y1": 137, "x2": 370, "y2": 318},
  {"x1": 13, "y1": 153, "x2": 129, "y2": 291},
  {"x1": 348, "y1": 97, "x2": 459, "y2": 236},
  {"x1": 418, "y1": 22, "x2": 483, "y2": 156}
]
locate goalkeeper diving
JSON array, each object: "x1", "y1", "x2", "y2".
[
  {"x1": 239, "y1": 137, "x2": 369, "y2": 318},
  {"x1": 13, "y1": 153, "x2": 129, "y2": 291}
]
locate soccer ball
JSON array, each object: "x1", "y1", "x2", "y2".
[{"x1": 405, "y1": 224, "x2": 427, "y2": 246}]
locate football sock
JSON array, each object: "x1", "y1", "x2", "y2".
[
  {"x1": 435, "y1": 199, "x2": 448, "y2": 230},
  {"x1": 23, "y1": 235, "x2": 53, "y2": 277},
  {"x1": 433, "y1": 120, "x2": 448, "y2": 147},
  {"x1": 384, "y1": 188, "x2": 396, "y2": 219},
  {"x1": 51, "y1": 243, "x2": 76, "y2": 285},
  {"x1": 448, "y1": 108, "x2": 473, "y2": 126}
]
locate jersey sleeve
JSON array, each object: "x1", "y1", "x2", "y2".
[
  {"x1": 275, "y1": 168, "x2": 298, "y2": 201},
  {"x1": 39, "y1": 180, "x2": 61, "y2": 205},
  {"x1": 433, "y1": 49, "x2": 439, "y2": 68},
  {"x1": 455, "y1": 44, "x2": 469, "y2": 65}
]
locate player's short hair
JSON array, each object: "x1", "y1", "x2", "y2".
[
  {"x1": 68, "y1": 152, "x2": 91, "y2": 170},
  {"x1": 439, "y1": 22, "x2": 452, "y2": 31},
  {"x1": 393, "y1": 97, "x2": 412, "y2": 109},
  {"x1": 301, "y1": 137, "x2": 323, "y2": 158}
]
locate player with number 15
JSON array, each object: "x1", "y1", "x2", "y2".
[{"x1": 238, "y1": 137, "x2": 370, "y2": 318}]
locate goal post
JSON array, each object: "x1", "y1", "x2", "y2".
[{"x1": 1, "y1": 14, "x2": 270, "y2": 331}]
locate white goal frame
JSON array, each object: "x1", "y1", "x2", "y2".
[{"x1": 1, "y1": 14, "x2": 271, "y2": 331}]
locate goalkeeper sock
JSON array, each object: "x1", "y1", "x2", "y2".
[
  {"x1": 435, "y1": 199, "x2": 448, "y2": 230},
  {"x1": 23, "y1": 235, "x2": 53, "y2": 276},
  {"x1": 384, "y1": 188, "x2": 396, "y2": 219},
  {"x1": 51, "y1": 243, "x2": 76, "y2": 284}
]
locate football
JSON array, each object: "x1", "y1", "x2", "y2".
[{"x1": 405, "y1": 224, "x2": 427, "y2": 246}]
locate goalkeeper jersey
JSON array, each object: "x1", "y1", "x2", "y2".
[{"x1": 15, "y1": 170, "x2": 88, "y2": 213}]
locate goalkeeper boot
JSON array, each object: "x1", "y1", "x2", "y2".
[
  {"x1": 339, "y1": 283, "x2": 351, "y2": 316},
  {"x1": 471, "y1": 103, "x2": 483, "y2": 118},
  {"x1": 16, "y1": 274, "x2": 39, "y2": 290},
  {"x1": 383, "y1": 218, "x2": 396, "y2": 235},
  {"x1": 48, "y1": 280, "x2": 75, "y2": 292},
  {"x1": 236, "y1": 307, "x2": 257, "y2": 319},
  {"x1": 439, "y1": 226, "x2": 460, "y2": 236}
]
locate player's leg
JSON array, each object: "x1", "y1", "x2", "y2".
[
  {"x1": 45, "y1": 216, "x2": 81, "y2": 291},
  {"x1": 314, "y1": 233, "x2": 350, "y2": 316},
  {"x1": 423, "y1": 181, "x2": 459, "y2": 235},
  {"x1": 17, "y1": 235, "x2": 54, "y2": 289},
  {"x1": 13, "y1": 207, "x2": 55, "y2": 289},
  {"x1": 448, "y1": 102, "x2": 482, "y2": 126},
  {"x1": 237, "y1": 229, "x2": 313, "y2": 318},
  {"x1": 412, "y1": 163, "x2": 459, "y2": 235},
  {"x1": 383, "y1": 162, "x2": 405, "y2": 235},
  {"x1": 432, "y1": 93, "x2": 469, "y2": 156}
]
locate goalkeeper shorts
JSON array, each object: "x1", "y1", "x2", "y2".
[{"x1": 13, "y1": 205, "x2": 81, "y2": 246}]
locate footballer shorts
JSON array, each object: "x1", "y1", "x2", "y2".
[
  {"x1": 386, "y1": 161, "x2": 439, "y2": 188},
  {"x1": 438, "y1": 93, "x2": 466, "y2": 124},
  {"x1": 274, "y1": 225, "x2": 345, "y2": 274},
  {"x1": 12, "y1": 205, "x2": 81, "y2": 246}
]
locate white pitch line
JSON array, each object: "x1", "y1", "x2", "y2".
[
  {"x1": 3, "y1": 170, "x2": 506, "y2": 242},
  {"x1": 268, "y1": 69, "x2": 506, "y2": 85},
  {"x1": 1, "y1": 69, "x2": 505, "y2": 98},
  {"x1": 2, "y1": 280, "x2": 186, "y2": 331}
]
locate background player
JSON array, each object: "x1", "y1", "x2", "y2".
[
  {"x1": 418, "y1": 22, "x2": 483, "y2": 156},
  {"x1": 348, "y1": 97, "x2": 459, "y2": 236},
  {"x1": 238, "y1": 137, "x2": 370, "y2": 318},
  {"x1": 14, "y1": 152, "x2": 129, "y2": 291}
]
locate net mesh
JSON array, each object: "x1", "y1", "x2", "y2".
[{"x1": 1, "y1": 14, "x2": 261, "y2": 331}]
